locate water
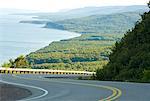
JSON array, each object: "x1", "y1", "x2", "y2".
[{"x1": 0, "y1": 10, "x2": 80, "y2": 64}]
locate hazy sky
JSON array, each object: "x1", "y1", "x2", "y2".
[{"x1": 0, "y1": 0, "x2": 149, "y2": 12}]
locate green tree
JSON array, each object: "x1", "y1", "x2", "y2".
[
  {"x1": 2, "y1": 55, "x2": 30, "y2": 68},
  {"x1": 14, "y1": 55, "x2": 29, "y2": 68},
  {"x1": 96, "y1": 1, "x2": 150, "y2": 82},
  {"x1": 9, "y1": 59, "x2": 15, "y2": 68},
  {"x1": 142, "y1": 70, "x2": 150, "y2": 82},
  {"x1": 148, "y1": 1, "x2": 150, "y2": 8}
]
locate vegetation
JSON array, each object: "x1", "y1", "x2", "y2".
[
  {"x1": 2, "y1": 55, "x2": 29, "y2": 68},
  {"x1": 21, "y1": 6, "x2": 147, "y2": 34},
  {"x1": 3, "y1": 5, "x2": 149, "y2": 78},
  {"x1": 96, "y1": 2, "x2": 150, "y2": 82},
  {"x1": 26, "y1": 34, "x2": 122, "y2": 71},
  {"x1": 45, "y1": 12, "x2": 145, "y2": 34}
]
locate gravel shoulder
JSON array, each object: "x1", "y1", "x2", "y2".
[{"x1": 0, "y1": 83, "x2": 32, "y2": 101}]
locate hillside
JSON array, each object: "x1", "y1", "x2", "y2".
[
  {"x1": 26, "y1": 34, "x2": 122, "y2": 71},
  {"x1": 96, "y1": 4, "x2": 150, "y2": 82},
  {"x1": 20, "y1": 11, "x2": 146, "y2": 34},
  {"x1": 20, "y1": 5, "x2": 148, "y2": 34},
  {"x1": 53, "y1": 12, "x2": 144, "y2": 34}
]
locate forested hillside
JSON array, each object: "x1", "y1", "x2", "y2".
[
  {"x1": 26, "y1": 34, "x2": 122, "y2": 71},
  {"x1": 20, "y1": 5, "x2": 148, "y2": 34},
  {"x1": 22, "y1": 11, "x2": 146, "y2": 34},
  {"x1": 53, "y1": 12, "x2": 143, "y2": 34},
  {"x1": 96, "y1": 3, "x2": 150, "y2": 82}
]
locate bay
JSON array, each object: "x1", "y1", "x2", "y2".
[{"x1": 0, "y1": 10, "x2": 80, "y2": 64}]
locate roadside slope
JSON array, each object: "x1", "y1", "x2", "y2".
[{"x1": 96, "y1": 3, "x2": 150, "y2": 82}]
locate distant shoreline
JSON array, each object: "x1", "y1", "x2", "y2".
[{"x1": 0, "y1": 13, "x2": 81, "y2": 65}]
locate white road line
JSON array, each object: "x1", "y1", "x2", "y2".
[
  {"x1": 14, "y1": 75, "x2": 122, "y2": 101},
  {"x1": 0, "y1": 80, "x2": 48, "y2": 101}
]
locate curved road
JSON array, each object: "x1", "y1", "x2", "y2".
[{"x1": 0, "y1": 74, "x2": 150, "y2": 101}]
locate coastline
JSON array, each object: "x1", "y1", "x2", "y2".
[{"x1": 0, "y1": 13, "x2": 81, "y2": 65}]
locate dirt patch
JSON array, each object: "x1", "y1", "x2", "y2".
[{"x1": 0, "y1": 83, "x2": 32, "y2": 101}]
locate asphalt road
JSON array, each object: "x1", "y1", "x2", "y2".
[{"x1": 0, "y1": 74, "x2": 150, "y2": 101}]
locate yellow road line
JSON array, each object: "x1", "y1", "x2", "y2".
[{"x1": 13, "y1": 75, "x2": 122, "y2": 101}]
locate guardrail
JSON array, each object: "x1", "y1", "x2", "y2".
[{"x1": 0, "y1": 68, "x2": 95, "y2": 76}]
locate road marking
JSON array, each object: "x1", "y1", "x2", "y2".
[
  {"x1": 13, "y1": 75, "x2": 122, "y2": 101},
  {"x1": 0, "y1": 79, "x2": 48, "y2": 101}
]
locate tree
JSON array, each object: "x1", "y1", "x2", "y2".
[
  {"x1": 14, "y1": 55, "x2": 29, "y2": 68},
  {"x1": 96, "y1": 2, "x2": 150, "y2": 82},
  {"x1": 148, "y1": 1, "x2": 150, "y2": 8},
  {"x1": 9, "y1": 59, "x2": 15, "y2": 68},
  {"x1": 2, "y1": 55, "x2": 30, "y2": 68},
  {"x1": 142, "y1": 70, "x2": 150, "y2": 82}
]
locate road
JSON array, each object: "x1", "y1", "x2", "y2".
[{"x1": 0, "y1": 74, "x2": 150, "y2": 101}]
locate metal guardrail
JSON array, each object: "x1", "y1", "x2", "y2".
[{"x1": 0, "y1": 68, "x2": 95, "y2": 76}]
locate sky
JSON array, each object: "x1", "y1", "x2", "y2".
[{"x1": 0, "y1": 0, "x2": 149, "y2": 12}]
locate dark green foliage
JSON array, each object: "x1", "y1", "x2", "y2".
[
  {"x1": 96, "y1": 3, "x2": 150, "y2": 82},
  {"x1": 142, "y1": 70, "x2": 150, "y2": 82},
  {"x1": 44, "y1": 22, "x2": 65, "y2": 30},
  {"x1": 148, "y1": 2, "x2": 150, "y2": 8}
]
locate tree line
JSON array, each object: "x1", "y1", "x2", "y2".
[{"x1": 95, "y1": 2, "x2": 150, "y2": 82}]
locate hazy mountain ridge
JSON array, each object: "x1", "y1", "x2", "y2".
[
  {"x1": 18, "y1": 5, "x2": 148, "y2": 34},
  {"x1": 31, "y1": 5, "x2": 148, "y2": 21},
  {"x1": 45, "y1": 11, "x2": 145, "y2": 34}
]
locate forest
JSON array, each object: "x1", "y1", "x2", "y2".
[
  {"x1": 25, "y1": 34, "x2": 122, "y2": 71},
  {"x1": 96, "y1": 2, "x2": 150, "y2": 82},
  {"x1": 45, "y1": 12, "x2": 144, "y2": 34}
]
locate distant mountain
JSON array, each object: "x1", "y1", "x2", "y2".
[
  {"x1": 45, "y1": 11, "x2": 146, "y2": 34},
  {"x1": 18, "y1": 5, "x2": 149, "y2": 34},
  {"x1": 59, "y1": 5, "x2": 148, "y2": 18},
  {"x1": 20, "y1": 5, "x2": 148, "y2": 21},
  {"x1": 38, "y1": 5, "x2": 147, "y2": 34}
]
